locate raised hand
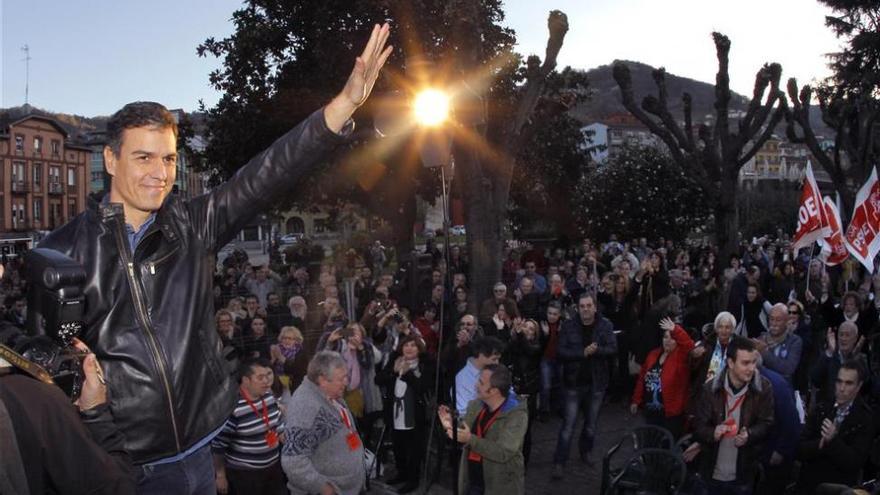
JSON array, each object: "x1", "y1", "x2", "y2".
[{"x1": 325, "y1": 23, "x2": 393, "y2": 132}]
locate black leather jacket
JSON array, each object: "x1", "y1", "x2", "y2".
[{"x1": 40, "y1": 109, "x2": 348, "y2": 463}]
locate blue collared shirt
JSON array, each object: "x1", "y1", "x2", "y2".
[{"x1": 126, "y1": 213, "x2": 157, "y2": 252}]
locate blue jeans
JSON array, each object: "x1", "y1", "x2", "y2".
[
  {"x1": 553, "y1": 385, "x2": 605, "y2": 465},
  {"x1": 136, "y1": 444, "x2": 216, "y2": 495},
  {"x1": 539, "y1": 359, "x2": 563, "y2": 413}
]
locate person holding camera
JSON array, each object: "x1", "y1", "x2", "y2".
[
  {"x1": 0, "y1": 324, "x2": 135, "y2": 494},
  {"x1": 37, "y1": 23, "x2": 392, "y2": 494}
]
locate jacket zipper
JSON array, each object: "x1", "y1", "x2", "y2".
[
  {"x1": 113, "y1": 223, "x2": 183, "y2": 451},
  {"x1": 147, "y1": 248, "x2": 177, "y2": 275}
]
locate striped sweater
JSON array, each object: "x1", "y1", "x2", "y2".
[{"x1": 211, "y1": 391, "x2": 284, "y2": 470}]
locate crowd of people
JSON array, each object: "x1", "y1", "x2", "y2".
[
  {"x1": 0, "y1": 19, "x2": 877, "y2": 494},
  {"x1": 29, "y1": 229, "x2": 854, "y2": 494}
]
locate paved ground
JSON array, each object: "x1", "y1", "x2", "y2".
[{"x1": 368, "y1": 399, "x2": 643, "y2": 494}]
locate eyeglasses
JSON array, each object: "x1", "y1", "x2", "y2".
[{"x1": 788, "y1": 310, "x2": 800, "y2": 315}]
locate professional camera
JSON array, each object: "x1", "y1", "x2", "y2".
[{"x1": 18, "y1": 248, "x2": 88, "y2": 399}]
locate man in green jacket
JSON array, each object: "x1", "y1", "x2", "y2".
[{"x1": 439, "y1": 364, "x2": 528, "y2": 495}]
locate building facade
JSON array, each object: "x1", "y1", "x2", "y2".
[{"x1": 0, "y1": 115, "x2": 89, "y2": 232}]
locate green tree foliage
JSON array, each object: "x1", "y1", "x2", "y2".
[
  {"x1": 511, "y1": 68, "x2": 593, "y2": 236},
  {"x1": 574, "y1": 144, "x2": 710, "y2": 241}
]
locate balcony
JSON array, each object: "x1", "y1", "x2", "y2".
[
  {"x1": 48, "y1": 182, "x2": 64, "y2": 195},
  {"x1": 11, "y1": 181, "x2": 30, "y2": 193}
]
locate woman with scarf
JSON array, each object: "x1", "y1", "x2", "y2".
[
  {"x1": 690, "y1": 311, "x2": 737, "y2": 400},
  {"x1": 270, "y1": 326, "x2": 304, "y2": 388},
  {"x1": 375, "y1": 334, "x2": 430, "y2": 494}
]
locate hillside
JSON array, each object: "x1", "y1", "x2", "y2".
[{"x1": 571, "y1": 60, "x2": 831, "y2": 137}]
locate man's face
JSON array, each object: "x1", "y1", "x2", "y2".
[
  {"x1": 242, "y1": 365, "x2": 273, "y2": 398},
  {"x1": 431, "y1": 285, "x2": 444, "y2": 301},
  {"x1": 768, "y1": 307, "x2": 787, "y2": 337},
  {"x1": 525, "y1": 262, "x2": 536, "y2": 275},
  {"x1": 453, "y1": 273, "x2": 466, "y2": 288},
  {"x1": 246, "y1": 298, "x2": 259, "y2": 314},
  {"x1": 550, "y1": 275, "x2": 563, "y2": 290},
  {"x1": 12, "y1": 300, "x2": 25, "y2": 315},
  {"x1": 835, "y1": 368, "x2": 862, "y2": 405},
  {"x1": 578, "y1": 296, "x2": 596, "y2": 323},
  {"x1": 475, "y1": 369, "x2": 496, "y2": 402},
  {"x1": 267, "y1": 294, "x2": 280, "y2": 307},
  {"x1": 838, "y1": 325, "x2": 858, "y2": 354},
  {"x1": 520, "y1": 278, "x2": 533, "y2": 294},
  {"x1": 319, "y1": 366, "x2": 349, "y2": 400},
  {"x1": 432, "y1": 271, "x2": 442, "y2": 284},
  {"x1": 547, "y1": 307, "x2": 561, "y2": 324},
  {"x1": 843, "y1": 296, "x2": 858, "y2": 316},
  {"x1": 256, "y1": 267, "x2": 269, "y2": 281},
  {"x1": 105, "y1": 126, "x2": 177, "y2": 220},
  {"x1": 787, "y1": 305, "x2": 800, "y2": 327},
  {"x1": 727, "y1": 349, "x2": 758, "y2": 385}
]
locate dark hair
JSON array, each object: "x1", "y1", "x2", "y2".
[
  {"x1": 483, "y1": 363, "x2": 512, "y2": 399},
  {"x1": 471, "y1": 336, "x2": 505, "y2": 358},
  {"x1": 398, "y1": 333, "x2": 425, "y2": 354},
  {"x1": 106, "y1": 101, "x2": 178, "y2": 155},
  {"x1": 547, "y1": 300, "x2": 563, "y2": 312},
  {"x1": 726, "y1": 335, "x2": 756, "y2": 362},
  {"x1": 238, "y1": 357, "x2": 272, "y2": 383},
  {"x1": 839, "y1": 357, "x2": 868, "y2": 384},
  {"x1": 577, "y1": 292, "x2": 596, "y2": 305},
  {"x1": 746, "y1": 282, "x2": 762, "y2": 300}
]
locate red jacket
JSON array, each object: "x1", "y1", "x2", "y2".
[{"x1": 631, "y1": 324, "x2": 695, "y2": 417}]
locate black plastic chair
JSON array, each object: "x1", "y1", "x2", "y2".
[
  {"x1": 601, "y1": 425, "x2": 676, "y2": 494},
  {"x1": 605, "y1": 448, "x2": 687, "y2": 495}
]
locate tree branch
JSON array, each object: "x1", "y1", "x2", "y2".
[
  {"x1": 683, "y1": 93, "x2": 695, "y2": 150},
  {"x1": 510, "y1": 10, "x2": 568, "y2": 138},
  {"x1": 712, "y1": 32, "x2": 732, "y2": 148},
  {"x1": 612, "y1": 62, "x2": 686, "y2": 165},
  {"x1": 641, "y1": 68, "x2": 693, "y2": 152}
]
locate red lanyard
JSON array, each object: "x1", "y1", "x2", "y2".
[
  {"x1": 467, "y1": 400, "x2": 506, "y2": 463},
  {"x1": 241, "y1": 387, "x2": 270, "y2": 427},
  {"x1": 338, "y1": 403, "x2": 353, "y2": 431},
  {"x1": 723, "y1": 390, "x2": 746, "y2": 419}
]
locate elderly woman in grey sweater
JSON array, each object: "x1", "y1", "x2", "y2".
[{"x1": 282, "y1": 351, "x2": 365, "y2": 495}]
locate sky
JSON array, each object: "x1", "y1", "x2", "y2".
[{"x1": 0, "y1": 0, "x2": 842, "y2": 117}]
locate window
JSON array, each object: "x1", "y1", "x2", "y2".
[
  {"x1": 49, "y1": 166, "x2": 61, "y2": 182},
  {"x1": 34, "y1": 136, "x2": 42, "y2": 153},
  {"x1": 51, "y1": 140, "x2": 60, "y2": 155},
  {"x1": 12, "y1": 161, "x2": 25, "y2": 182},
  {"x1": 68, "y1": 167, "x2": 76, "y2": 186},
  {"x1": 33, "y1": 163, "x2": 42, "y2": 184},
  {"x1": 33, "y1": 199, "x2": 42, "y2": 221},
  {"x1": 14, "y1": 135, "x2": 24, "y2": 152},
  {"x1": 68, "y1": 200, "x2": 77, "y2": 219}
]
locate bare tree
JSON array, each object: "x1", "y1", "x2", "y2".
[
  {"x1": 451, "y1": 5, "x2": 571, "y2": 309},
  {"x1": 612, "y1": 33, "x2": 786, "y2": 257}
]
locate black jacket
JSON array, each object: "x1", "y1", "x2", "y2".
[
  {"x1": 0, "y1": 373, "x2": 135, "y2": 494},
  {"x1": 556, "y1": 313, "x2": 617, "y2": 390},
  {"x1": 796, "y1": 398, "x2": 876, "y2": 493},
  {"x1": 39, "y1": 109, "x2": 347, "y2": 463}
]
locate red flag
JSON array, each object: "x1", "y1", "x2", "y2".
[
  {"x1": 844, "y1": 167, "x2": 880, "y2": 272},
  {"x1": 792, "y1": 162, "x2": 830, "y2": 251},
  {"x1": 818, "y1": 197, "x2": 848, "y2": 266}
]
